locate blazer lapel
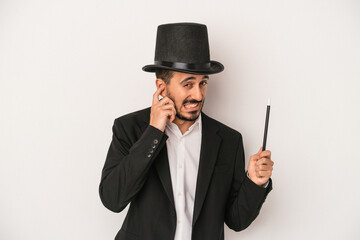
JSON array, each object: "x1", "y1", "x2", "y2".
[
  {"x1": 154, "y1": 147, "x2": 175, "y2": 208},
  {"x1": 192, "y1": 112, "x2": 222, "y2": 226}
]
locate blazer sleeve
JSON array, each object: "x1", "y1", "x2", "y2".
[
  {"x1": 224, "y1": 133, "x2": 272, "y2": 231},
  {"x1": 99, "y1": 118, "x2": 168, "y2": 213}
]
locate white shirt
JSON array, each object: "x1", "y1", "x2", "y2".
[{"x1": 165, "y1": 113, "x2": 202, "y2": 240}]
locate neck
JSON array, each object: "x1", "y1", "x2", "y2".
[{"x1": 173, "y1": 117, "x2": 195, "y2": 135}]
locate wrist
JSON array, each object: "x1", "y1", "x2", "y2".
[
  {"x1": 149, "y1": 122, "x2": 165, "y2": 132},
  {"x1": 247, "y1": 172, "x2": 266, "y2": 187}
]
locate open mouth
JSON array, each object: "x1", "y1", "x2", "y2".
[{"x1": 183, "y1": 102, "x2": 200, "y2": 111}]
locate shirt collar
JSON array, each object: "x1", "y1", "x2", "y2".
[{"x1": 166, "y1": 112, "x2": 202, "y2": 137}]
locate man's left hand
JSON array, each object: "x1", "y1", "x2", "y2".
[{"x1": 247, "y1": 147, "x2": 274, "y2": 186}]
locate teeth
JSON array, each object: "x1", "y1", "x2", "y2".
[{"x1": 185, "y1": 103, "x2": 198, "y2": 108}]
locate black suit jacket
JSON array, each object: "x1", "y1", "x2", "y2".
[{"x1": 99, "y1": 107, "x2": 272, "y2": 240}]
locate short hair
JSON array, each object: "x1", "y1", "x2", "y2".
[{"x1": 155, "y1": 69, "x2": 174, "y2": 84}]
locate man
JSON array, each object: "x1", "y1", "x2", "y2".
[{"x1": 99, "y1": 23, "x2": 274, "y2": 240}]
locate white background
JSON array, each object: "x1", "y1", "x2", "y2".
[{"x1": 1, "y1": 0, "x2": 359, "y2": 239}]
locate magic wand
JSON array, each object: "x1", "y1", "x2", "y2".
[{"x1": 262, "y1": 99, "x2": 271, "y2": 151}]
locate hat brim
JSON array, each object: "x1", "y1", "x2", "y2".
[{"x1": 142, "y1": 60, "x2": 224, "y2": 75}]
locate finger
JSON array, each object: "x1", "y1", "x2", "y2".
[
  {"x1": 250, "y1": 154, "x2": 259, "y2": 162},
  {"x1": 257, "y1": 164, "x2": 273, "y2": 171},
  {"x1": 257, "y1": 170, "x2": 271, "y2": 178},
  {"x1": 257, "y1": 158, "x2": 274, "y2": 166},
  {"x1": 159, "y1": 97, "x2": 175, "y2": 106},
  {"x1": 255, "y1": 171, "x2": 266, "y2": 178},
  {"x1": 161, "y1": 103, "x2": 175, "y2": 109},
  {"x1": 168, "y1": 97, "x2": 175, "y2": 105},
  {"x1": 257, "y1": 146, "x2": 263, "y2": 155},
  {"x1": 165, "y1": 109, "x2": 176, "y2": 124},
  {"x1": 152, "y1": 85, "x2": 165, "y2": 105},
  {"x1": 169, "y1": 108, "x2": 176, "y2": 123},
  {"x1": 260, "y1": 150, "x2": 271, "y2": 159},
  {"x1": 163, "y1": 109, "x2": 175, "y2": 118},
  {"x1": 160, "y1": 97, "x2": 175, "y2": 107},
  {"x1": 159, "y1": 97, "x2": 169, "y2": 106}
]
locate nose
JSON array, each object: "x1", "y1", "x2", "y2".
[{"x1": 191, "y1": 85, "x2": 203, "y2": 101}]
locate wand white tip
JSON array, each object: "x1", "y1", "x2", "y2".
[{"x1": 267, "y1": 98, "x2": 271, "y2": 106}]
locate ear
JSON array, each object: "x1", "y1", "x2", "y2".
[{"x1": 155, "y1": 78, "x2": 167, "y2": 97}]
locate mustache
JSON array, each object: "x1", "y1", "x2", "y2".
[{"x1": 183, "y1": 99, "x2": 202, "y2": 105}]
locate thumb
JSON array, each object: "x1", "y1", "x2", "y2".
[{"x1": 250, "y1": 147, "x2": 262, "y2": 163}]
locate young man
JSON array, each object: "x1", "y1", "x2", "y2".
[{"x1": 99, "y1": 23, "x2": 274, "y2": 240}]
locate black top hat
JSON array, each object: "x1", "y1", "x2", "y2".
[{"x1": 142, "y1": 23, "x2": 224, "y2": 75}]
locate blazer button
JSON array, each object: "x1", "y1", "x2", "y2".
[
  {"x1": 151, "y1": 144, "x2": 156, "y2": 149},
  {"x1": 147, "y1": 154, "x2": 152, "y2": 158},
  {"x1": 153, "y1": 139, "x2": 159, "y2": 144}
]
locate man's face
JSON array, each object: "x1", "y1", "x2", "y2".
[{"x1": 163, "y1": 71, "x2": 208, "y2": 122}]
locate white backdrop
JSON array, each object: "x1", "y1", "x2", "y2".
[{"x1": 1, "y1": 0, "x2": 359, "y2": 239}]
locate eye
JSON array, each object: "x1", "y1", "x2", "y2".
[
  {"x1": 184, "y1": 83, "x2": 191, "y2": 87},
  {"x1": 201, "y1": 81, "x2": 208, "y2": 86}
]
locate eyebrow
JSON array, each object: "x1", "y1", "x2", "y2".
[{"x1": 180, "y1": 75, "x2": 209, "y2": 84}]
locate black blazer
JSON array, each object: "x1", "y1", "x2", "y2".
[{"x1": 99, "y1": 107, "x2": 272, "y2": 240}]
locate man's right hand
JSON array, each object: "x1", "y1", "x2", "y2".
[{"x1": 149, "y1": 85, "x2": 176, "y2": 132}]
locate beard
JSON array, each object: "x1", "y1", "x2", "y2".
[{"x1": 166, "y1": 91, "x2": 205, "y2": 122}]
